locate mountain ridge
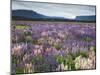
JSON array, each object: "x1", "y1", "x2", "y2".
[{"x1": 12, "y1": 10, "x2": 96, "y2": 22}]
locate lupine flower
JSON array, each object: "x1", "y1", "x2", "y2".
[
  {"x1": 56, "y1": 62, "x2": 68, "y2": 71},
  {"x1": 11, "y1": 45, "x2": 22, "y2": 55},
  {"x1": 41, "y1": 31, "x2": 48, "y2": 36},
  {"x1": 74, "y1": 53, "x2": 95, "y2": 69},
  {"x1": 58, "y1": 32, "x2": 65, "y2": 38},
  {"x1": 11, "y1": 22, "x2": 96, "y2": 73},
  {"x1": 24, "y1": 62, "x2": 33, "y2": 73}
]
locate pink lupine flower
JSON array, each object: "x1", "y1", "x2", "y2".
[
  {"x1": 58, "y1": 32, "x2": 65, "y2": 38},
  {"x1": 12, "y1": 45, "x2": 22, "y2": 55},
  {"x1": 41, "y1": 31, "x2": 48, "y2": 36},
  {"x1": 34, "y1": 45, "x2": 40, "y2": 49}
]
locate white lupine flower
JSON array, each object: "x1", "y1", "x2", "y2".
[
  {"x1": 74, "y1": 53, "x2": 95, "y2": 70},
  {"x1": 56, "y1": 63, "x2": 68, "y2": 71},
  {"x1": 90, "y1": 46, "x2": 94, "y2": 51},
  {"x1": 24, "y1": 63, "x2": 33, "y2": 73},
  {"x1": 64, "y1": 65, "x2": 68, "y2": 70},
  {"x1": 60, "y1": 63, "x2": 65, "y2": 70},
  {"x1": 75, "y1": 62, "x2": 80, "y2": 69},
  {"x1": 23, "y1": 54, "x2": 28, "y2": 61}
]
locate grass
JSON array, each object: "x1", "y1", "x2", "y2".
[{"x1": 15, "y1": 25, "x2": 30, "y2": 29}]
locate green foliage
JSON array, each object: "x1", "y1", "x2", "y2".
[
  {"x1": 71, "y1": 50, "x2": 88, "y2": 60},
  {"x1": 54, "y1": 44, "x2": 61, "y2": 50},
  {"x1": 36, "y1": 55, "x2": 43, "y2": 61},
  {"x1": 12, "y1": 57, "x2": 17, "y2": 64},
  {"x1": 16, "y1": 67, "x2": 24, "y2": 74},
  {"x1": 63, "y1": 59, "x2": 67, "y2": 66},
  {"x1": 79, "y1": 51, "x2": 88, "y2": 58},
  {"x1": 55, "y1": 55, "x2": 75, "y2": 70},
  {"x1": 25, "y1": 36, "x2": 33, "y2": 43},
  {"x1": 66, "y1": 55, "x2": 75, "y2": 70},
  {"x1": 40, "y1": 64, "x2": 50, "y2": 72},
  {"x1": 32, "y1": 55, "x2": 44, "y2": 64},
  {"x1": 56, "y1": 55, "x2": 64, "y2": 64},
  {"x1": 33, "y1": 39, "x2": 38, "y2": 44},
  {"x1": 15, "y1": 25, "x2": 29, "y2": 29},
  {"x1": 19, "y1": 33, "x2": 26, "y2": 43},
  {"x1": 24, "y1": 31, "x2": 32, "y2": 36},
  {"x1": 77, "y1": 51, "x2": 88, "y2": 58},
  {"x1": 93, "y1": 46, "x2": 96, "y2": 53},
  {"x1": 31, "y1": 55, "x2": 48, "y2": 72},
  {"x1": 83, "y1": 36, "x2": 92, "y2": 42}
]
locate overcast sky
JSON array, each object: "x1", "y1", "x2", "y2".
[{"x1": 12, "y1": 0, "x2": 96, "y2": 19}]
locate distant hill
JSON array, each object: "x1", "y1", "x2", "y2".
[
  {"x1": 12, "y1": 10, "x2": 70, "y2": 21},
  {"x1": 12, "y1": 10, "x2": 96, "y2": 22},
  {"x1": 75, "y1": 15, "x2": 96, "y2": 22},
  {"x1": 12, "y1": 10, "x2": 48, "y2": 19}
]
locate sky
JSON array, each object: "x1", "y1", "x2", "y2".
[{"x1": 12, "y1": 0, "x2": 96, "y2": 19}]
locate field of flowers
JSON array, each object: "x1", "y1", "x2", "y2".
[{"x1": 11, "y1": 21, "x2": 96, "y2": 74}]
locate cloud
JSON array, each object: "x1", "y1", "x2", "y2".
[{"x1": 12, "y1": 1, "x2": 96, "y2": 19}]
